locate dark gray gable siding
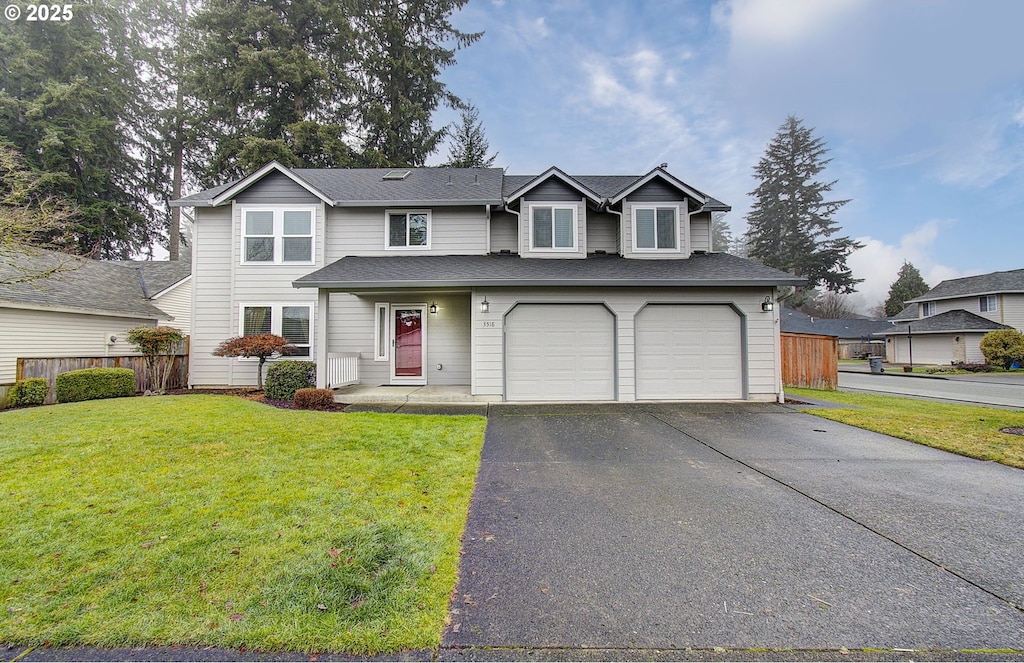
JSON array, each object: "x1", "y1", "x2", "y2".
[
  {"x1": 234, "y1": 171, "x2": 321, "y2": 204},
  {"x1": 523, "y1": 177, "x2": 584, "y2": 201},
  {"x1": 627, "y1": 179, "x2": 684, "y2": 202}
]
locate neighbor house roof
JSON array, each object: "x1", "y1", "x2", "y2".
[
  {"x1": 780, "y1": 307, "x2": 891, "y2": 340},
  {"x1": 174, "y1": 164, "x2": 730, "y2": 211},
  {"x1": 880, "y1": 309, "x2": 1013, "y2": 335},
  {"x1": 293, "y1": 252, "x2": 805, "y2": 290},
  {"x1": 112, "y1": 259, "x2": 191, "y2": 298},
  {"x1": 0, "y1": 249, "x2": 170, "y2": 320},
  {"x1": 908, "y1": 269, "x2": 1024, "y2": 303}
]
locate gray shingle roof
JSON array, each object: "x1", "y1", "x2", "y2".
[
  {"x1": 910, "y1": 269, "x2": 1024, "y2": 302},
  {"x1": 1, "y1": 249, "x2": 169, "y2": 319},
  {"x1": 880, "y1": 309, "x2": 1013, "y2": 335},
  {"x1": 780, "y1": 307, "x2": 891, "y2": 339},
  {"x1": 294, "y1": 252, "x2": 805, "y2": 289},
  {"x1": 890, "y1": 303, "x2": 919, "y2": 321},
  {"x1": 112, "y1": 260, "x2": 191, "y2": 297}
]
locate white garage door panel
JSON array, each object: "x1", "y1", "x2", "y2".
[
  {"x1": 505, "y1": 304, "x2": 615, "y2": 401},
  {"x1": 636, "y1": 305, "x2": 743, "y2": 400}
]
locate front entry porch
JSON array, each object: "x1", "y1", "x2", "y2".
[{"x1": 333, "y1": 383, "x2": 499, "y2": 405}]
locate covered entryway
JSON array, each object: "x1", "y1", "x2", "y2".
[
  {"x1": 634, "y1": 304, "x2": 743, "y2": 399},
  {"x1": 504, "y1": 303, "x2": 615, "y2": 401}
]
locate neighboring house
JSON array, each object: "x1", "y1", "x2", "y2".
[
  {"x1": 881, "y1": 269, "x2": 1024, "y2": 364},
  {"x1": 173, "y1": 163, "x2": 804, "y2": 402},
  {"x1": 0, "y1": 249, "x2": 178, "y2": 386},
  {"x1": 113, "y1": 258, "x2": 193, "y2": 334},
  {"x1": 780, "y1": 307, "x2": 889, "y2": 359}
]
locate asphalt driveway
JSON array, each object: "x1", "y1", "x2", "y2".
[{"x1": 444, "y1": 402, "x2": 1024, "y2": 656}]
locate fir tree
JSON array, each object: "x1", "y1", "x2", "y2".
[
  {"x1": 743, "y1": 116, "x2": 862, "y2": 299},
  {"x1": 444, "y1": 104, "x2": 497, "y2": 168},
  {"x1": 711, "y1": 213, "x2": 733, "y2": 253},
  {"x1": 883, "y1": 261, "x2": 930, "y2": 317}
]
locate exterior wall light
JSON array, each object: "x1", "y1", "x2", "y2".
[
  {"x1": 429, "y1": 302, "x2": 438, "y2": 315},
  {"x1": 480, "y1": 296, "x2": 490, "y2": 313},
  {"x1": 761, "y1": 296, "x2": 775, "y2": 312}
]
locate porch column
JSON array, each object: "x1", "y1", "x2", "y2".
[{"x1": 316, "y1": 288, "x2": 329, "y2": 388}]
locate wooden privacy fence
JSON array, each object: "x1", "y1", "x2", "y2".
[
  {"x1": 781, "y1": 332, "x2": 838, "y2": 390},
  {"x1": 17, "y1": 354, "x2": 189, "y2": 404}
]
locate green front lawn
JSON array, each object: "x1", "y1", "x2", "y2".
[
  {"x1": 0, "y1": 395, "x2": 486, "y2": 654},
  {"x1": 788, "y1": 387, "x2": 1024, "y2": 469}
]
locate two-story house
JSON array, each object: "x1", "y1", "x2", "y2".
[
  {"x1": 882, "y1": 269, "x2": 1024, "y2": 364},
  {"x1": 173, "y1": 163, "x2": 804, "y2": 402}
]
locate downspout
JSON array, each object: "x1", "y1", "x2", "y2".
[
  {"x1": 502, "y1": 202, "x2": 521, "y2": 254},
  {"x1": 602, "y1": 203, "x2": 622, "y2": 255}
]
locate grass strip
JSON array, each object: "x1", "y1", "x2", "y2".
[{"x1": 787, "y1": 387, "x2": 1024, "y2": 469}]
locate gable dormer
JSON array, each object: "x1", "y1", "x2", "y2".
[
  {"x1": 504, "y1": 168, "x2": 602, "y2": 260},
  {"x1": 610, "y1": 168, "x2": 713, "y2": 260}
]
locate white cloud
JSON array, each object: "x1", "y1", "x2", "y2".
[
  {"x1": 712, "y1": 0, "x2": 862, "y2": 47},
  {"x1": 846, "y1": 219, "x2": 975, "y2": 311}
]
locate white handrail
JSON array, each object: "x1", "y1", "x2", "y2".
[{"x1": 326, "y1": 352, "x2": 359, "y2": 388}]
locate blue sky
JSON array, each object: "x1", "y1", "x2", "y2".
[{"x1": 432, "y1": 0, "x2": 1024, "y2": 312}]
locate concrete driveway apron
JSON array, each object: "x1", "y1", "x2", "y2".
[{"x1": 443, "y1": 403, "x2": 1024, "y2": 653}]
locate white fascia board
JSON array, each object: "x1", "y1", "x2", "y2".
[
  {"x1": 210, "y1": 161, "x2": 333, "y2": 207},
  {"x1": 504, "y1": 167, "x2": 603, "y2": 204},
  {"x1": 149, "y1": 274, "x2": 192, "y2": 301},
  {"x1": 610, "y1": 168, "x2": 708, "y2": 205}
]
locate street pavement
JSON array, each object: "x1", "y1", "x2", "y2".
[{"x1": 837, "y1": 367, "x2": 1024, "y2": 408}]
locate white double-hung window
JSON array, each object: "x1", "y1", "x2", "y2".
[
  {"x1": 240, "y1": 304, "x2": 312, "y2": 357},
  {"x1": 241, "y1": 206, "x2": 315, "y2": 264},
  {"x1": 530, "y1": 204, "x2": 577, "y2": 251},
  {"x1": 632, "y1": 205, "x2": 679, "y2": 251}
]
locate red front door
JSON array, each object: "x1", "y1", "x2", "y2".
[{"x1": 393, "y1": 308, "x2": 423, "y2": 379}]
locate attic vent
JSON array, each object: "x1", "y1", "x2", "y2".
[{"x1": 383, "y1": 170, "x2": 411, "y2": 180}]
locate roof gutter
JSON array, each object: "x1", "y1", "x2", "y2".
[{"x1": 293, "y1": 277, "x2": 807, "y2": 290}]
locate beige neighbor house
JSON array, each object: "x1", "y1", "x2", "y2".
[
  {"x1": 0, "y1": 248, "x2": 191, "y2": 390},
  {"x1": 173, "y1": 163, "x2": 804, "y2": 402},
  {"x1": 882, "y1": 269, "x2": 1024, "y2": 365}
]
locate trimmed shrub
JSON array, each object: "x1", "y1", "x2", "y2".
[
  {"x1": 265, "y1": 360, "x2": 316, "y2": 401},
  {"x1": 980, "y1": 329, "x2": 1024, "y2": 369},
  {"x1": 56, "y1": 368, "x2": 136, "y2": 403},
  {"x1": 293, "y1": 388, "x2": 336, "y2": 410},
  {"x1": 9, "y1": 378, "x2": 48, "y2": 407}
]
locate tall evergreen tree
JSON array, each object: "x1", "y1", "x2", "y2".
[
  {"x1": 883, "y1": 261, "x2": 930, "y2": 317},
  {"x1": 187, "y1": 0, "x2": 360, "y2": 184},
  {"x1": 352, "y1": 0, "x2": 482, "y2": 167},
  {"x1": 711, "y1": 213, "x2": 733, "y2": 253},
  {"x1": 0, "y1": 0, "x2": 161, "y2": 258},
  {"x1": 743, "y1": 116, "x2": 862, "y2": 300},
  {"x1": 444, "y1": 103, "x2": 497, "y2": 168}
]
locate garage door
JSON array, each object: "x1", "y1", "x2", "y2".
[
  {"x1": 635, "y1": 304, "x2": 743, "y2": 400},
  {"x1": 505, "y1": 304, "x2": 615, "y2": 401}
]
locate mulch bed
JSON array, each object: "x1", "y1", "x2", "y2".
[
  {"x1": 167, "y1": 388, "x2": 348, "y2": 412},
  {"x1": 1000, "y1": 427, "x2": 1024, "y2": 436}
]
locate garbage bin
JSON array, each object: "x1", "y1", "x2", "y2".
[{"x1": 868, "y1": 356, "x2": 884, "y2": 374}]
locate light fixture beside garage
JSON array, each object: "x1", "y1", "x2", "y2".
[
  {"x1": 480, "y1": 296, "x2": 490, "y2": 313},
  {"x1": 761, "y1": 296, "x2": 775, "y2": 312}
]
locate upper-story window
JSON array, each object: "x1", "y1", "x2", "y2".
[
  {"x1": 530, "y1": 204, "x2": 577, "y2": 251},
  {"x1": 241, "y1": 206, "x2": 314, "y2": 264},
  {"x1": 387, "y1": 210, "x2": 431, "y2": 249},
  {"x1": 980, "y1": 295, "x2": 998, "y2": 313},
  {"x1": 632, "y1": 206, "x2": 679, "y2": 251},
  {"x1": 921, "y1": 301, "x2": 936, "y2": 317}
]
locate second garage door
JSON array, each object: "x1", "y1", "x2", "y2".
[
  {"x1": 635, "y1": 304, "x2": 743, "y2": 400},
  {"x1": 505, "y1": 304, "x2": 615, "y2": 401}
]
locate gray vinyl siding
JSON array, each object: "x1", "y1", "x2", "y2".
[
  {"x1": 470, "y1": 287, "x2": 779, "y2": 401},
  {"x1": 1001, "y1": 293, "x2": 1024, "y2": 330},
  {"x1": 153, "y1": 278, "x2": 191, "y2": 334},
  {"x1": 522, "y1": 178, "x2": 583, "y2": 201},
  {"x1": 587, "y1": 211, "x2": 619, "y2": 254},
  {"x1": 326, "y1": 291, "x2": 471, "y2": 385},
  {"x1": 0, "y1": 307, "x2": 155, "y2": 384},
  {"x1": 325, "y1": 206, "x2": 488, "y2": 259},
  {"x1": 489, "y1": 211, "x2": 519, "y2": 253},
  {"x1": 690, "y1": 212, "x2": 711, "y2": 253},
  {"x1": 620, "y1": 198, "x2": 691, "y2": 259},
  {"x1": 519, "y1": 200, "x2": 587, "y2": 259},
  {"x1": 234, "y1": 171, "x2": 321, "y2": 204},
  {"x1": 628, "y1": 179, "x2": 682, "y2": 202}
]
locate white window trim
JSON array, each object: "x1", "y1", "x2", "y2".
[
  {"x1": 921, "y1": 301, "x2": 936, "y2": 317},
  {"x1": 631, "y1": 204, "x2": 682, "y2": 253},
  {"x1": 237, "y1": 302, "x2": 314, "y2": 358},
  {"x1": 527, "y1": 203, "x2": 578, "y2": 252},
  {"x1": 384, "y1": 209, "x2": 432, "y2": 250},
  {"x1": 980, "y1": 295, "x2": 998, "y2": 313},
  {"x1": 374, "y1": 302, "x2": 389, "y2": 361},
  {"x1": 239, "y1": 204, "x2": 317, "y2": 265}
]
